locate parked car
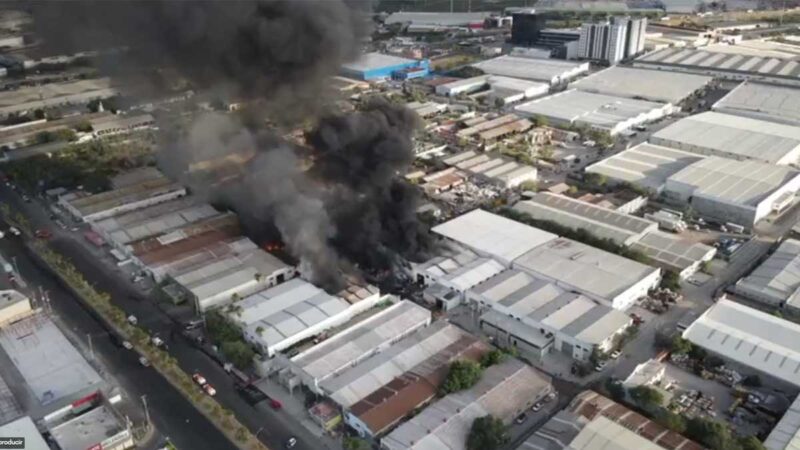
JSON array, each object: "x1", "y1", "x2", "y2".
[
  {"x1": 203, "y1": 384, "x2": 217, "y2": 396},
  {"x1": 192, "y1": 373, "x2": 207, "y2": 386},
  {"x1": 122, "y1": 341, "x2": 133, "y2": 350},
  {"x1": 151, "y1": 336, "x2": 165, "y2": 348},
  {"x1": 594, "y1": 361, "x2": 607, "y2": 372},
  {"x1": 270, "y1": 399, "x2": 283, "y2": 410},
  {"x1": 285, "y1": 437, "x2": 297, "y2": 449},
  {"x1": 127, "y1": 315, "x2": 138, "y2": 325},
  {"x1": 8, "y1": 227, "x2": 20, "y2": 236},
  {"x1": 515, "y1": 413, "x2": 527, "y2": 424},
  {"x1": 544, "y1": 392, "x2": 557, "y2": 403},
  {"x1": 139, "y1": 356, "x2": 150, "y2": 367},
  {"x1": 531, "y1": 402, "x2": 543, "y2": 412},
  {"x1": 610, "y1": 350, "x2": 622, "y2": 359},
  {"x1": 34, "y1": 229, "x2": 52, "y2": 239}
]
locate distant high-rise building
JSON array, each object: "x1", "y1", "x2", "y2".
[
  {"x1": 623, "y1": 17, "x2": 647, "y2": 58},
  {"x1": 577, "y1": 16, "x2": 645, "y2": 64},
  {"x1": 577, "y1": 19, "x2": 627, "y2": 64},
  {"x1": 511, "y1": 12, "x2": 546, "y2": 46}
]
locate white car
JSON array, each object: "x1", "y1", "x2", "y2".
[
  {"x1": 122, "y1": 341, "x2": 133, "y2": 350},
  {"x1": 203, "y1": 384, "x2": 216, "y2": 396},
  {"x1": 595, "y1": 361, "x2": 608, "y2": 372},
  {"x1": 193, "y1": 373, "x2": 207, "y2": 386},
  {"x1": 610, "y1": 350, "x2": 622, "y2": 359},
  {"x1": 151, "y1": 336, "x2": 164, "y2": 347},
  {"x1": 8, "y1": 227, "x2": 20, "y2": 236},
  {"x1": 139, "y1": 356, "x2": 150, "y2": 367},
  {"x1": 127, "y1": 315, "x2": 138, "y2": 325}
]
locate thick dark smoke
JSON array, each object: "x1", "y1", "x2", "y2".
[{"x1": 30, "y1": 1, "x2": 431, "y2": 290}]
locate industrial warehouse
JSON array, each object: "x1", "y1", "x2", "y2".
[
  {"x1": 569, "y1": 66, "x2": 713, "y2": 104},
  {"x1": 340, "y1": 52, "x2": 430, "y2": 81},
  {"x1": 468, "y1": 269, "x2": 632, "y2": 362},
  {"x1": 515, "y1": 90, "x2": 674, "y2": 135},
  {"x1": 734, "y1": 239, "x2": 800, "y2": 310},
  {"x1": 650, "y1": 111, "x2": 800, "y2": 165},
  {"x1": 471, "y1": 55, "x2": 589, "y2": 85},
  {"x1": 441, "y1": 150, "x2": 538, "y2": 188},
  {"x1": 712, "y1": 81, "x2": 800, "y2": 126}
]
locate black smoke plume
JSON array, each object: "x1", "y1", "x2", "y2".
[{"x1": 30, "y1": 1, "x2": 431, "y2": 290}]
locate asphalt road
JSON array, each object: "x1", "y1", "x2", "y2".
[
  {"x1": 0, "y1": 178, "x2": 325, "y2": 450},
  {"x1": 0, "y1": 233, "x2": 236, "y2": 450}
]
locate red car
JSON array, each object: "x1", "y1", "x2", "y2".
[
  {"x1": 270, "y1": 399, "x2": 282, "y2": 410},
  {"x1": 34, "y1": 229, "x2": 52, "y2": 239}
]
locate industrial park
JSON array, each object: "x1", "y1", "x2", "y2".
[{"x1": 1, "y1": 2, "x2": 800, "y2": 450}]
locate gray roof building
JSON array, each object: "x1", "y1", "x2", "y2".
[
  {"x1": 512, "y1": 238, "x2": 661, "y2": 310},
  {"x1": 735, "y1": 239, "x2": 800, "y2": 308},
  {"x1": 634, "y1": 47, "x2": 800, "y2": 84},
  {"x1": 584, "y1": 142, "x2": 704, "y2": 192},
  {"x1": 650, "y1": 111, "x2": 800, "y2": 165},
  {"x1": 0, "y1": 417, "x2": 48, "y2": 450},
  {"x1": 382, "y1": 359, "x2": 551, "y2": 450},
  {"x1": 764, "y1": 393, "x2": 800, "y2": 450},
  {"x1": 513, "y1": 193, "x2": 657, "y2": 245},
  {"x1": 713, "y1": 81, "x2": 800, "y2": 126},
  {"x1": 515, "y1": 89, "x2": 673, "y2": 135},
  {"x1": 570, "y1": 66, "x2": 712, "y2": 104},
  {"x1": 472, "y1": 56, "x2": 589, "y2": 84}
]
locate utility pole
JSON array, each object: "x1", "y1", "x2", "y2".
[{"x1": 141, "y1": 395, "x2": 151, "y2": 428}]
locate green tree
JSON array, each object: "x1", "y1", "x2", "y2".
[
  {"x1": 660, "y1": 271, "x2": 681, "y2": 291},
  {"x1": 343, "y1": 437, "x2": 368, "y2": 450},
  {"x1": 629, "y1": 385, "x2": 663, "y2": 410},
  {"x1": 738, "y1": 435, "x2": 767, "y2": 450},
  {"x1": 685, "y1": 417, "x2": 737, "y2": 450},
  {"x1": 538, "y1": 145, "x2": 554, "y2": 161},
  {"x1": 518, "y1": 180, "x2": 538, "y2": 192},
  {"x1": 441, "y1": 360, "x2": 483, "y2": 394},
  {"x1": 480, "y1": 350, "x2": 506, "y2": 368},
  {"x1": 221, "y1": 340, "x2": 255, "y2": 369},
  {"x1": 584, "y1": 172, "x2": 608, "y2": 187},
  {"x1": 33, "y1": 109, "x2": 46, "y2": 120},
  {"x1": 467, "y1": 415, "x2": 509, "y2": 450},
  {"x1": 656, "y1": 409, "x2": 687, "y2": 433},
  {"x1": 74, "y1": 121, "x2": 93, "y2": 132},
  {"x1": 671, "y1": 335, "x2": 693, "y2": 355},
  {"x1": 532, "y1": 114, "x2": 549, "y2": 127}
]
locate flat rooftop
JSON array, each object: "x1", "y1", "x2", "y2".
[
  {"x1": 423, "y1": 256, "x2": 506, "y2": 292},
  {"x1": 512, "y1": 237, "x2": 658, "y2": 303},
  {"x1": 636, "y1": 47, "x2": 800, "y2": 83},
  {"x1": 666, "y1": 156, "x2": 800, "y2": 208},
  {"x1": 713, "y1": 81, "x2": 800, "y2": 126},
  {"x1": 470, "y1": 270, "x2": 631, "y2": 346},
  {"x1": 0, "y1": 313, "x2": 102, "y2": 407},
  {"x1": 764, "y1": 393, "x2": 800, "y2": 450},
  {"x1": 50, "y1": 405, "x2": 126, "y2": 450},
  {"x1": 291, "y1": 300, "x2": 431, "y2": 383},
  {"x1": 584, "y1": 142, "x2": 703, "y2": 191},
  {"x1": 515, "y1": 410, "x2": 584, "y2": 450},
  {"x1": 234, "y1": 278, "x2": 349, "y2": 348},
  {"x1": 736, "y1": 239, "x2": 800, "y2": 307},
  {"x1": 0, "y1": 78, "x2": 118, "y2": 115},
  {"x1": 570, "y1": 66, "x2": 712, "y2": 104},
  {"x1": 513, "y1": 192, "x2": 656, "y2": 245},
  {"x1": 651, "y1": 111, "x2": 800, "y2": 165},
  {"x1": 472, "y1": 55, "x2": 587, "y2": 82},
  {"x1": 443, "y1": 150, "x2": 536, "y2": 186},
  {"x1": 342, "y1": 52, "x2": 416, "y2": 73},
  {"x1": 515, "y1": 89, "x2": 668, "y2": 130},
  {"x1": 432, "y1": 209, "x2": 557, "y2": 263},
  {"x1": 95, "y1": 199, "x2": 219, "y2": 245},
  {"x1": 683, "y1": 299, "x2": 800, "y2": 388}
]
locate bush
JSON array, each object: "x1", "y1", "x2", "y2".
[
  {"x1": 220, "y1": 341, "x2": 255, "y2": 370},
  {"x1": 660, "y1": 271, "x2": 682, "y2": 291},
  {"x1": 480, "y1": 350, "x2": 506, "y2": 368},
  {"x1": 629, "y1": 385, "x2": 663, "y2": 411},
  {"x1": 206, "y1": 311, "x2": 242, "y2": 344},
  {"x1": 604, "y1": 378, "x2": 626, "y2": 402},
  {"x1": 656, "y1": 409, "x2": 687, "y2": 433},
  {"x1": 440, "y1": 360, "x2": 483, "y2": 395},
  {"x1": 467, "y1": 415, "x2": 509, "y2": 450}
]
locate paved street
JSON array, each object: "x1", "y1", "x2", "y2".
[{"x1": 0, "y1": 178, "x2": 330, "y2": 450}]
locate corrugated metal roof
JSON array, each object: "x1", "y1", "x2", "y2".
[
  {"x1": 585, "y1": 142, "x2": 703, "y2": 191},
  {"x1": 571, "y1": 66, "x2": 712, "y2": 104},
  {"x1": 764, "y1": 393, "x2": 800, "y2": 450},
  {"x1": 713, "y1": 81, "x2": 800, "y2": 127},
  {"x1": 736, "y1": 239, "x2": 800, "y2": 307},
  {"x1": 472, "y1": 55, "x2": 587, "y2": 83},
  {"x1": 683, "y1": 299, "x2": 800, "y2": 388}
]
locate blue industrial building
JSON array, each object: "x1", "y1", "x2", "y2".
[{"x1": 341, "y1": 52, "x2": 430, "y2": 81}]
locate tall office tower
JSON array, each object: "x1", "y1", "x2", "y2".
[
  {"x1": 623, "y1": 16, "x2": 648, "y2": 58},
  {"x1": 511, "y1": 11, "x2": 546, "y2": 46},
  {"x1": 577, "y1": 19, "x2": 627, "y2": 64}
]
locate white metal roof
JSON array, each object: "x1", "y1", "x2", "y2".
[
  {"x1": 636, "y1": 47, "x2": 800, "y2": 82},
  {"x1": 513, "y1": 238, "x2": 658, "y2": 303},
  {"x1": 176, "y1": 249, "x2": 289, "y2": 301},
  {"x1": 713, "y1": 81, "x2": 800, "y2": 126},
  {"x1": 515, "y1": 89, "x2": 669, "y2": 130},
  {"x1": 291, "y1": 300, "x2": 431, "y2": 383},
  {"x1": 630, "y1": 231, "x2": 716, "y2": 273},
  {"x1": 432, "y1": 209, "x2": 557, "y2": 263},
  {"x1": 765, "y1": 393, "x2": 800, "y2": 450},
  {"x1": 472, "y1": 55, "x2": 588, "y2": 83},
  {"x1": 666, "y1": 156, "x2": 800, "y2": 207},
  {"x1": 584, "y1": 142, "x2": 704, "y2": 191},
  {"x1": 0, "y1": 417, "x2": 48, "y2": 450},
  {"x1": 736, "y1": 239, "x2": 800, "y2": 307},
  {"x1": 652, "y1": 111, "x2": 800, "y2": 165},
  {"x1": 382, "y1": 359, "x2": 551, "y2": 450},
  {"x1": 570, "y1": 66, "x2": 712, "y2": 104},
  {"x1": 682, "y1": 299, "x2": 800, "y2": 388},
  {"x1": 513, "y1": 193, "x2": 657, "y2": 245}
]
